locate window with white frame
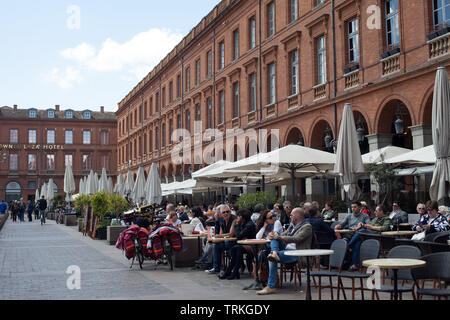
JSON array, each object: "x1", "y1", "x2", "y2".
[
  {"x1": 65, "y1": 130, "x2": 73, "y2": 144},
  {"x1": 46, "y1": 154, "x2": 55, "y2": 170},
  {"x1": 65, "y1": 154, "x2": 73, "y2": 167},
  {"x1": 28, "y1": 130, "x2": 37, "y2": 144},
  {"x1": 317, "y1": 36, "x2": 327, "y2": 85},
  {"x1": 289, "y1": 0, "x2": 298, "y2": 23},
  {"x1": 250, "y1": 16, "x2": 256, "y2": 49},
  {"x1": 83, "y1": 130, "x2": 91, "y2": 145},
  {"x1": 219, "y1": 90, "x2": 225, "y2": 124},
  {"x1": 250, "y1": 73, "x2": 256, "y2": 112},
  {"x1": 207, "y1": 98, "x2": 212, "y2": 129},
  {"x1": 47, "y1": 110, "x2": 55, "y2": 118},
  {"x1": 290, "y1": 50, "x2": 298, "y2": 95},
  {"x1": 219, "y1": 41, "x2": 225, "y2": 70},
  {"x1": 83, "y1": 111, "x2": 91, "y2": 119},
  {"x1": 196, "y1": 59, "x2": 201, "y2": 86},
  {"x1": 28, "y1": 109, "x2": 37, "y2": 118},
  {"x1": 10, "y1": 154, "x2": 18, "y2": 171},
  {"x1": 47, "y1": 130, "x2": 55, "y2": 144},
  {"x1": 65, "y1": 110, "x2": 73, "y2": 119},
  {"x1": 185, "y1": 68, "x2": 191, "y2": 92},
  {"x1": 267, "y1": 2, "x2": 275, "y2": 38},
  {"x1": 28, "y1": 154, "x2": 36, "y2": 171},
  {"x1": 82, "y1": 154, "x2": 91, "y2": 170},
  {"x1": 433, "y1": 0, "x2": 450, "y2": 30},
  {"x1": 385, "y1": 0, "x2": 400, "y2": 47},
  {"x1": 10, "y1": 129, "x2": 18, "y2": 144},
  {"x1": 347, "y1": 18, "x2": 359, "y2": 64},
  {"x1": 233, "y1": 29, "x2": 239, "y2": 60},
  {"x1": 100, "y1": 130, "x2": 109, "y2": 145},
  {"x1": 233, "y1": 82, "x2": 239, "y2": 119},
  {"x1": 207, "y1": 50, "x2": 212, "y2": 78},
  {"x1": 268, "y1": 63, "x2": 276, "y2": 104}
]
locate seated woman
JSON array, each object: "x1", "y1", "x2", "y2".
[
  {"x1": 321, "y1": 201, "x2": 336, "y2": 220},
  {"x1": 168, "y1": 212, "x2": 182, "y2": 231},
  {"x1": 189, "y1": 206, "x2": 206, "y2": 233},
  {"x1": 412, "y1": 200, "x2": 450, "y2": 240},
  {"x1": 256, "y1": 210, "x2": 283, "y2": 240},
  {"x1": 219, "y1": 209, "x2": 256, "y2": 280}
]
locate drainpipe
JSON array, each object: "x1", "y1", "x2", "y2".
[{"x1": 258, "y1": 0, "x2": 262, "y2": 123}]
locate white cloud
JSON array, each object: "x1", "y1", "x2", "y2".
[
  {"x1": 60, "y1": 28, "x2": 183, "y2": 78},
  {"x1": 45, "y1": 67, "x2": 83, "y2": 89}
]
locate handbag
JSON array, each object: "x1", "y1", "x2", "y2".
[{"x1": 411, "y1": 232, "x2": 425, "y2": 241}]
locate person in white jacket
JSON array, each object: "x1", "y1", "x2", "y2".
[{"x1": 256, "y1": 210, "x2": 283, "y2": 239}]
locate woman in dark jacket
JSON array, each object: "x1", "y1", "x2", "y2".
[{"x1": 219, "y1": 209, "x2": 256, "y2": 280}]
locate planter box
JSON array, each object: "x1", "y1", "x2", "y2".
[
  {"x1": 95, "y1": 227, "x2": 107, "y2": 240},
  {"x1": 77, "y1": 219, "x2": 84, "y2": 232},
  {"x1": 173, "y1": 237, "x2": 201, "y2": 268},
  {"x1": 64, "y1": 214, "x2": 78, "y2": 226},
  {"x1": 107, "y1": 225, "x2": 127, "y2": 245},
  {"x1": 47, "y1": 212, "x2": 55, "y2": 220}
]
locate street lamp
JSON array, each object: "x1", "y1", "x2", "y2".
[
  {"x1": 297, "y1": 133, "x2": 304, "y2": 146},
  {"x1": 324, "y1": 126, "x2": 335, "y2": 152}
]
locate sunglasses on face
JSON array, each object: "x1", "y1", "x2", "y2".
[
  {"x1": 266, "y1": 216, "x2": 274, "y2": 220},
  {"x1": 222, "y1": 210, "x2": 230, "y2": 214},
  {"x1": 418, "y1": 208, "x2": 425, "y2": 210}
]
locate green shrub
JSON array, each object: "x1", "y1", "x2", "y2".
[
  {"x1": 91, "y1": 191, "x2": 109, "y2": 219},
  {"x1": 108, "y1": 194, "x2": 130, "y2": 217},
  {"x1": 74, "y1": 194, "x2": 91, "y2": 213},
  {"x1": 235, "y1": 191, "x2": 283, "y2": 211}
]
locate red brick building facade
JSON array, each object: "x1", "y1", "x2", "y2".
[
  {"x1": 117, "y1": 0, "x2": 449, "y2": 201},
  {"x1": 0, "y1": 105, "x2": 117, "y2": 202}
]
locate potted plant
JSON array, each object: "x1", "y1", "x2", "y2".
[
  {"x1": 91, "y1": 191, "x2": 109, "y2": 239},
  {"x1": 107, "y1": 194, "x2": 130, "y2": 245},
  {"x1": 95, "y1": 218, "x2": 110, "y2": 240},
  {"x1": 73, "y1": 194, "x2": 91, "y2": 228}
]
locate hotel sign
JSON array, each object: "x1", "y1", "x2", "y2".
[{"x1": 0, "y1": 144, "x2": 65, "y2": 150}]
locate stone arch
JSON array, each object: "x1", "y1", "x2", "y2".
[
  {"x1": 6, "y1": 181, "x2": 21, "y2": 202},
  {"x1": 374, "y1": 94, "x2": 416, "y2": 133},
  {"x1": 284, "y1": 125, "x2": 306, "y2": 147},
  {"x1": 245, "y1": 139, "x2": 259, "y2": 158},
  {"x1": 350, "y1": 105, "x2": 373, "y2": 134},
  {"x1": 418, "y1": 84, "x2": 434, "y2": 126},
  {"x1": 376, "y1": 97, "x2": 414, "y2": 149},
  {"x1": 308, "y1": 117, "x2": 335, "y2": 150}
]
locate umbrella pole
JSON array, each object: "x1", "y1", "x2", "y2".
[
  {"x1": 262, "y1": 175, "x2": 265, "y2": 192},
  {"x1": 291, "y1": 169, "x2": 296, "y2": 203}
]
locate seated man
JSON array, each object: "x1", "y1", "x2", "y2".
[
  {"x1": 389, "y1": 201, "x2": 408, "y2": 225},
  {"x1": 205, "y1": 204, "x2": 236, "y2": 274},
  {"x1": 256, "y1": 208, "x2": 312, "y2": 295},
  {"x1": 334, "y1": 201, "x2": 370, "y2": 240},
  {"x1": 347, "y1": 204, "x2": 392, "y2": 270}
]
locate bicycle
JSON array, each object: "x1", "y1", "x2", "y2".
[
  {"x1": 133, "y1": 236, "x2": 173, "y2": 270},
  {"x1": 55, "y1": 209, "x2": 64, "y2": 224}
]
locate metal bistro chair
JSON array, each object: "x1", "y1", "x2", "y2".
[
  {"x1": 430, "y1": 231, "x2": 450, "y2": 244},
  {"x1": 416, "y1": 241, "x2": 450, "y2": 255},
  {"x1": 336, "y1": 239, "x2": 380, "y2": 300},
  {"x1": 411, "y1": 252, "x2": 450, "y2": 300},
  {"x1": 310, "y1": 239, "x2": 347, "y2": 300},
  {"x1": 370, "y1": 245, "x2": 422, "y2": 300}
]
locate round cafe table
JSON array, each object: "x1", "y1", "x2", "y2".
[
  {"x1": 363, "y1": 258, "x2": 426, "y2": 300},
  {"x1": 237, "y1": 239, "x2": 271, "y2": 290},
  {"x1": 285, "y1": 249, "x2": 334, "y2": 300},
  {"x1": 335, "y1": 229, "x2": 355, "y2": 234},
  {"x1": 208, "y1": 237, "x2": 237, "y2": 243},
  {"x1": 381, "y1": 230, "x2": 417, "y2": 237}
]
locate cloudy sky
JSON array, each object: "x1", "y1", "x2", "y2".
[{"x1": 0, "y1": 0, "x2": 219, "y2": 112}]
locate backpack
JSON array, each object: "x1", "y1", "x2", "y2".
[
  {"x1": 137, "y1": 227, "x2": 150, "y2": 256},
  {"x1": 122, "y1": 225, "x2": 139, "y2": 260}
]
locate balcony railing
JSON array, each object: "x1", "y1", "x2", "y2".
[
  {"x1": 382, "y1": 54, "x2": 400, "y2": 76},
  {"x1": 287, "y1": 94, "x2": 299, "y2": 108},
  {"x1": 313, "y1": 84, "x2": 326, "y2": 100},
  {"x1": 428, "y1": 32, "x2": 450, "y2": 59},
  {"x1": 344, "y1": 70, "x2": 360, "y2": 89}
]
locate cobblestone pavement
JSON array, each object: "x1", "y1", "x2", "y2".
[{"x1": 0, "y1": 218, "x2": 416, "y2": 300}]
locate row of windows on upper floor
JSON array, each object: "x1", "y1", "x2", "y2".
[
  {"x1": 26, "y1": 109, "x2": 92, "y2": 120},
  {"x1": 119, "y1": 0, "x2": 450, "y2": 136},
  {"x1": 7, "y1": 129, "x2": 110, "y2": 145},
  {"x1": 7, "y1": 153, "x2": 110, "y2": 171}
]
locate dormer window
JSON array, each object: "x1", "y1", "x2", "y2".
[
  {"x1": 47, "y1": 110, "x2": 55, "y2": 118},
  {"x1": 65, "y1": 110, "x2": 73, "y2": 119},
  {"x1": 29, "y1": 109, "x2": 37, "y2": 118},
  {"x1": 83, "y1": 111, "x2": 91, "y2": 120}
]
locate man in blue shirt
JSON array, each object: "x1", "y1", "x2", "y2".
[{"x1": 0, "y1": 200, "x2": 7, "y2": 214}]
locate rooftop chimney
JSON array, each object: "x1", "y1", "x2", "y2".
[
  {"x1": 100, "y1": 106, "x2": 104, "y2": 113},
  {"x1": 13, "y1": 105, "x2": 17, "y2": 111},
  {"x1": 55, "y1": 105, "x2": 60, "y2": 111}
]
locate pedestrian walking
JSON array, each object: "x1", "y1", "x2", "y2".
[
  {"x1": 26, "y1": 200, "x2": 35, "y2": 222},
  {"x1": 37, "y1": 196, "x2": 47, "y2": 225},
  {"x1": 11, "y1": 201, "x2": 18, "y2": 222},
  {"x1": 18, "y1": 198, "x2": 25, "y2": 222}
]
